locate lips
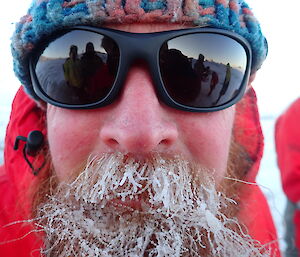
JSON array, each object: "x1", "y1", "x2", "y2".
[{"x1": 110, "y1": 198, "x2": 144, "y2": 211}]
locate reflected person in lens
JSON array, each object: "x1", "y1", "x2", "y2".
[{"x1": 0, "y1": 0, "x2": 280, "y2": 256}]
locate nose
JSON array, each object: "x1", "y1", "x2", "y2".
[{"x1": 99, "y1": 64, "x2": 179, "y2": 154}]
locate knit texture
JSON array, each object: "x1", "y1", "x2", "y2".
[{"x1": 11, "y1": 0, "x2": 267, "y2": 98}]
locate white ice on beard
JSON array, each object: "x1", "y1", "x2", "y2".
[{"x1": 36, "y1": 153, "x2": 270, "y2": 257}]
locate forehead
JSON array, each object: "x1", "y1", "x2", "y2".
[{"x1": 103, "y1": 22, "x2": 193, "y2": 33}]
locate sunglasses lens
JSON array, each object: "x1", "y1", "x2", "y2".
[
  {"x1": 159, "y1": 33, "x2": 248, "y2": 108},
  {"x1": 35, "y1": 30, "x2": 119, "y2": 105}
]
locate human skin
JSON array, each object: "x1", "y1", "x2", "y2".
[{"x1": 46, "y1": 23, "x2": 236, "y2": 184}]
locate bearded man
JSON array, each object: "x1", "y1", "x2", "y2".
[{"x1": 0, "y1": 0, "x2": 280, "y2": 256}]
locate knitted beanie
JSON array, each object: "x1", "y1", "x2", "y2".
[{"x1": 11, "y1": 0, "x2": 267, "y2": 99}]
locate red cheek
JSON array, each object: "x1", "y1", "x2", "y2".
[
  {"x1": 52, "y1": 131, "x2": 96, "y2": 159},
  {"x1": 47, "y1": 113, "x2": 100, "y2": 180}
]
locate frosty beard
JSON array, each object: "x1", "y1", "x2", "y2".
[{"x1": 34, "y1": 153, "x2": 269, "y2": 257}]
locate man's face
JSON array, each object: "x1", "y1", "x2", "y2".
[
  {"x1": 47, "y1": 23, "x2": 235, "y2": 185},
  {"x1": 39, "y1": 23, "x2": 268, "y2": 256}
]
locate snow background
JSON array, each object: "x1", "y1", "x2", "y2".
[{"x1": 1, "y1": 0, "x2": 300, "y2": 253}]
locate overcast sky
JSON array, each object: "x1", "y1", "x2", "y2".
[{"x1": 1, "y1": 0, "x2": 299, "y2": 117}]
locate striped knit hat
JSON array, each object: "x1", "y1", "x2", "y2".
[{"x1": 11, "y1": 0, "x2": 267, "y2": 99}]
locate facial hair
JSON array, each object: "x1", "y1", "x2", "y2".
[{"x1": 34, "y1": 153, "x2": 270, "y2": 257}]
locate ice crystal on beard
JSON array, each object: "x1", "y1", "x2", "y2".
[{"x1": 36, "y1": 153, "x2": 271, "y2": 257}]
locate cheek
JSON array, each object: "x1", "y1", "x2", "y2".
[
  {"x1": 178, "y1": 107, "x2": 235, "y2": 182},
  {"x1": 47, "y1": 107, "x2": 99, "y2": 181}
]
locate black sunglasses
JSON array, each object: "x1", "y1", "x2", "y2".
[{"x1": 29, "y1": 26, "x2": 252, "y2": 112}]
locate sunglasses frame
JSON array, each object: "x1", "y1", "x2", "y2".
[{"x1": 29, "y1": 26, "x2": 252, "y2": 112}]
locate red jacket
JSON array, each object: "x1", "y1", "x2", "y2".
[
  {"x1": 275, "y1": 98, "x2": 300, "y2": 250},
  {"x1": 0, "y1": 87, "x2": 281, "y2": 256}
]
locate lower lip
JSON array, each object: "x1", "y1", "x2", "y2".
[{"x1": 110, "y1": 198, "x2": 143, "y2": 211}]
